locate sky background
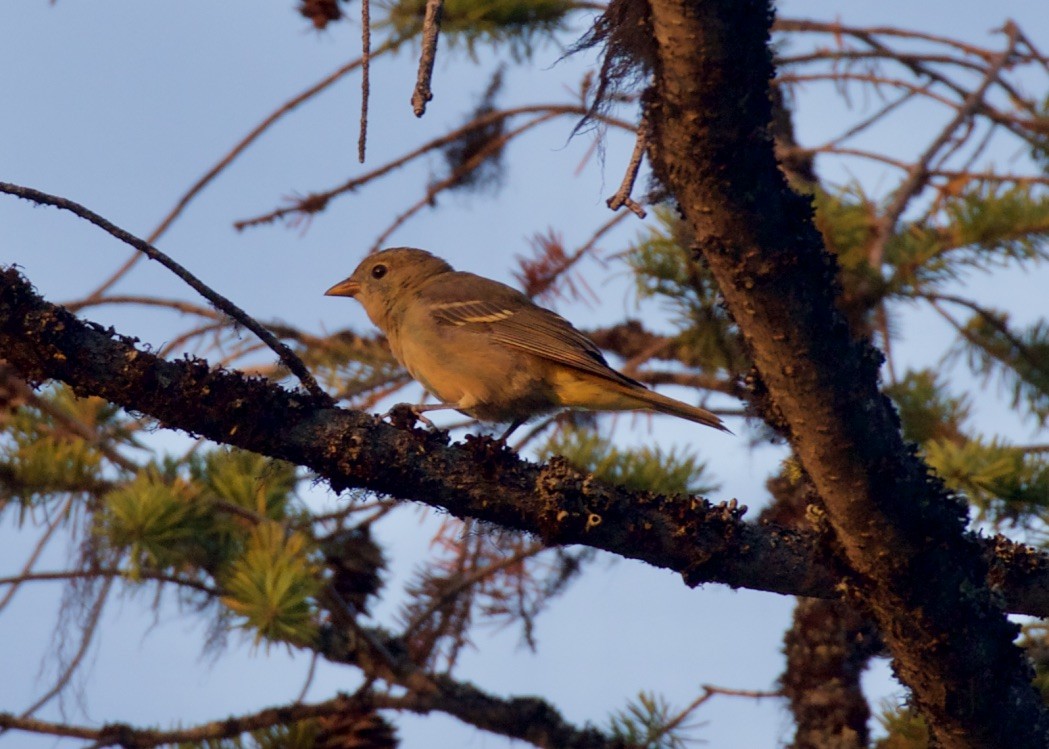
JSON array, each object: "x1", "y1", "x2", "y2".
[{"x1": 1, "y1": 1, "x2": 1048, "y2": 747}]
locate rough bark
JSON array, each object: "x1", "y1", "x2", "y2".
[
  {"x1": 764, "y1": 472, "x2": 880, "y2": 747},
  {"x1": 0, "y1": 266, "x2": 819, "y2": 596},
  {"x1": 4, "y1": 266, "x2": 1049, "y2": 623},
  {"x1": 783, "y1": 598, "x2": 879, "y2": 749},
  {"x1": 641, "y1": 0, "x2": 1049, "y2": 745}
]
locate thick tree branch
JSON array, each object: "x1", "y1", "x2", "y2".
[
  {"x1": 0, "y1": 266, "x2": 822, "y2": 599},
  {"x1": 641, "y1": 0, "x2": 1049, "y2": 745},
  {"x1": 783, "y1": 598, "x2": 877, "y2": 749},
  {"x1": 4, "y1": 267, "x2": 1049, "y2": 620}
]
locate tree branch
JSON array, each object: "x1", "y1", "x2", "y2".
[
  {"x1": 641, "y1": 0, "x2": 1049, "y2": 744},
  {"x1": 5, "y1": 266, "x2": 1049, "y2": 620},
  {"x1": 0, "y1": 182, "x2": 332, "y2": 405}
]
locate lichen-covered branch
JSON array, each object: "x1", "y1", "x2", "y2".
[
  {"x1": 641, "y1": 0, "x2": 1049, "y2": 744},
  {"x1": 5, "y1": 266, "x2": 1049, "y2": 621},
  {"x1": 0, "y1": 265, "x2": 821, "y2": 600}
]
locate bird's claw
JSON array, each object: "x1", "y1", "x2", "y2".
[{"x1": 383, "y1": 403, "x2": 439, "y2": 431}]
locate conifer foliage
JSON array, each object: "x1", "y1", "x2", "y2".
[{"x1": 2, "y1": 1, "x2": 1049, "y2": 747}]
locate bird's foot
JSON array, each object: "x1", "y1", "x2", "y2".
[
  {"x1": 383, "y1": 402, "x2": 439, "y2": 431},
  {"x1": 495, "y1": 419, "x2": 525, "y2": 444}
]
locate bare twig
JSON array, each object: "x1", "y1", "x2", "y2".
[
  {"x1": 0, "y1": 497, "x2": 73, "y2": 615},
  {"x1": 606, "y1": 119, "x2": 649, "y2": 218},
  {"x1": 16, "y1": 577, "x2": 114, "y2": 721},
  {"x1": 0, "y1": 695, "x2": 354, "y2": 747},
  {"x1": 924, "y1": 292, "x2": 1048, "y2": 378},
  {"x1": 0, "y1": 568, "x2": 219, "y2": 596},
  {"x1": 781, "y1": 145, "x2": 1049, "y2": 186},
  {"x1": 700, "y1": 683, "x2": 783, "y2": 700},
  {"x1": 84, "y1": 36, "x2": 406, "y2": 301},
  {"x1": 358, "y1": 0, "x2": 371, "y2": 163},
  {"x1": 0, "y1": 182, "x2": 332, "y2": 405},
  {"x1": 630, "y1": 370, "x2": 741, "y2": 399},
  {"x1": 401, "y1": 541, "x2": 548, "y2": 641},
  {"x1": 65, "y1": 294, "x2": 219, "y2": 318},
  {"x1": 368, "y1": 113, "x2": 563, "y2": 252},
  {"x1": 869, "y1": 23, "x2": 1020, "y2": 266},
  {"x1": 775, "y1": 18, "x2": 1015, "y2": 61},
  {"x1": 235, "y1": 104, "x2": 634, "y2": 231},
  {"x1": 295, "y1": 651, "x2": 320, "y2": 704},
  {"x1": 412, "y1": 0, "x2": 444, "y2": 117}
]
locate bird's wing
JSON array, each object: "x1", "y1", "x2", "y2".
[{"x1": 425, "y1": 274, "x2": 643, "y2": 390}]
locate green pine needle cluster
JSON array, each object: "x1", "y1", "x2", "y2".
[
  {"x1": 893, "y1": 185, "x2": 1049, "y2": 287},
  {"x1": 888, "y1": 185, "x2": 1049, "y2": 293},
  {"x1": 92, "y1": 446, "x2": 319, "y2": 645},
  {"x1": 953, "y1": 313, "x2": 1049, "y2": 424},
  {"x1": 813, "y1": 185, "x2": 881, "y2": 274},
  {"x1": 221, "y1": 522, "x2": 322, "y2": 647},
  {"x1": 885, "y1": 370, "x2": 1049, "y2": 526},
  {"x1": 627, "y1": 208, "x2": 747, "y2": 375},
  {"x1": 385, "y1": 0, "x2": 575, "y2": 58},
  {"x1": 884, "y1": 370, "x2": 969, "y2": 445},
  {"x1": 608, "y1": 691, "x2": 700, "y2": 749},
  {"x1": 541, "y1": 425, "x2": 716, "y2": 496},
  {"x1": 0, "y1": 388, "x2": 130, "y2": 504},
  {"x1": 99, "y1": 470, "x2": 216, "y2": 574},
  {"x1": 923, "y1": 439, "x2": 1049, "y2": 524},
  {"x1": 190, "y1": 448, "x2": 299, "y2": 521}
]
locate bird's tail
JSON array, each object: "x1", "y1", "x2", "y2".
[
  {"x1": 624, "y1": 385, "x2": 732, "y2": 433},
  {"x1": 551, "y1": 369, "x2": 732, "y2": 432}
]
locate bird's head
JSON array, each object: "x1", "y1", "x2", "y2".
[{"x1": 325, "y1": 247, "x2": 454, "y2": 331}]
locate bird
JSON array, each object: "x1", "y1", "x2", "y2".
[{"x1": 325, "y1": 247, "x2": 730, "y2": 439}]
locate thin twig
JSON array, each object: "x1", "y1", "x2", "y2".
[
  {"x1": 369, "y1": 113, "x2": 563, "y2": 252},
  {"x1": 65, "y1": 294, "x2": 219, "y2": 318},
  {"x1": 776, "y1": 72, "x2": 957, "y2": 110},
  {"x1": 782, "y1": 145, "x2": 1049, "y2": 186},
  {"x1": 0, "y1": 497, "x2": 73, "y2": 615},
  {"x1": 847, "y1": 25, "x2": 1035, "y2": 142},
  {"x1": 775, "y1": 17, "x2": 1013, "y2": 60},
  {"x1": 877, "y1": 302, "x2": 898, "y2": 386},
  {"x1": 358, "y1": 0, "x2": 371, "y2": 163},
  {"x1": 817, "y1": 87, "x2": 923, "y2": 150},
  {"x1": 700, "y1": 683, "x2": 783, "y2": 699},
  {"x1": 235, "y1": 104, "x2": 635, "y2": 231},
  {"x1": 646, "y1": 683, "x2": 783, "y2": 747},
  {"x1": 401, "y1": 542, "x2": 548, "y2": 641},
  {"x1": 868, "y1": 23, "x2": 1019, "y2": 266},
  {"x1": 0, "y1": 568, "x2": 219, "y2": 596},
  {"x1": 295, "y1": 651, "x2": 320, "y2": 704},
  {"x1": 17, "y1": 577, "x2": 114, "y2": 721},
  {"x1": 924, "y1": 292, "x2": 1047, "y2": 377},
  {"x1": 0, "y1": 182, "x2": 332, "y2": 405},
  {"x1": 84, "y1": 37, "x2": 407, "y2": 302},
  {"x1": 411, "y1": 0, "x2": 444, "y2": 117},
  {"x1": 0, "y1": 695, "x2": 353, "y2": 747},
  {"x1": 606, "y1": 119, "x2": 649, "y2": 218}
]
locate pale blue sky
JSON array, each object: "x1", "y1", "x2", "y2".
[{"x1": 1, "y1": 2, "x2": 1047, "y2": 747}]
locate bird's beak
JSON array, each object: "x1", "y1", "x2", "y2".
[{"x1": 324, "y1": 277, "x2": 361, "y2": 298}]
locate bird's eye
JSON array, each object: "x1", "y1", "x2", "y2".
[{"x1": 371, "y1": 264, "x2": 388, "y2": 279}]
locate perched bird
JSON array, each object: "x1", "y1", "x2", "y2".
[{"x1": 325, "y1": 247, "x2": 729, "y2": 438}]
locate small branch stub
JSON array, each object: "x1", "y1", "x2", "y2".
[
  {"x1": 606, "y1": 119, "x2": 649, "y2": 218},
  {"x1": 411, "y1": 0, "x2": 444, "y2": 117}
]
